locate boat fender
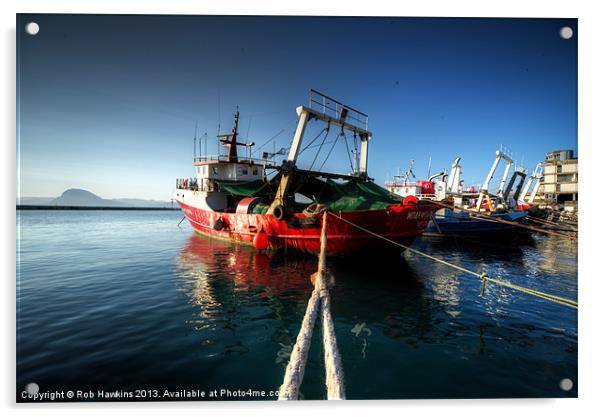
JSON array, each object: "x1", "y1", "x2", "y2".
[
  {"x1": 213, "y1": 218, "x2": 226, "y2": 231},
  {"x1": 404, "y1": 195, "x2": 418, "y2": 206},
  {"x1": 253, "y1": 231, "x2": 269, "y2": 250},
  {"x1": 273, "y1": 205, "x2": 286, "y2": 221}
]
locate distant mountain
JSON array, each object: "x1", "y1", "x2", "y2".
[
  {"x1": 19, "y1": 189, "x2": 172, "y2": 208},
  {"x1": 50, "y1": 189, "x2": 119, "y2": 207}
]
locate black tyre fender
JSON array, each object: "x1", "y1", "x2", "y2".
[
  {"x1": 213, "y1": 218, "x2": 225, "y2": 231},
  {"x1": 273, "y1": 205, "x2": 286, "y2": 221}
]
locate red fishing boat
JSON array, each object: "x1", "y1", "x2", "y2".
[{"x1": 174, "y1": 90, "x2": 436, "y2": 256}]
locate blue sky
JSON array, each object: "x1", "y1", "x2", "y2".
[{"x1": 17, "y1": 15, "x2": 577, "y2": 200}]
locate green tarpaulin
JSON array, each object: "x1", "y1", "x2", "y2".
[
  {"x1": 315, "y1": 179, "x2": 402, "y2": 212},
  {"x1": 214, "y1": 179, "x2": 269, "y2": 197},
  {"x1": 216, "y1": 177, "x2": 402, "y2": 212}
]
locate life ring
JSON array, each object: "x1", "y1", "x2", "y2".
[
  {"x1": 213, "y1": 218, "x2": 225, "y2": 231},
  {"x1": 273, "y1": 205, "x2": 286, "y2": 221}
]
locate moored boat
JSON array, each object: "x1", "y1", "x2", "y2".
[
  {"x1": 430, "y1": 150, "x2": 529, "y2": 236},
  {"x1": 428, "y1": 210, "x2": 527, "y2": 236},
  {"x1": 387, "y1": 152, "x2": 530, "y2": 237},
  {"x1": 174, "y1": 91, "x2": 437, "y2": 256}
]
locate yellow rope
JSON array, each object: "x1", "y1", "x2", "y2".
[{"x1": 327, "y1": 212, "x2": 577, "y2": 310}]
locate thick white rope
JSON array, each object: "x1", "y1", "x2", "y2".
[
  {"x1": 278, "y1": 284, "x2": 321, "y2": 400},
  {"x1": 278, "y1": 212, "x2": 346, "y2": 400},
  {"x1": 319, "y1": 274, "x2": 346, "y2": 399}
]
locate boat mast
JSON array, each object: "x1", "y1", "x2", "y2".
[{"x1": 218, "y1": 110, "x2": 241, "y2": 163}]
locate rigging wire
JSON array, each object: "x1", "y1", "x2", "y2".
[
  {"x1": 341, "y1": 130, "x2": 355, "y2": 173},
  {"x1": 318, "y1": 131, "x2": 343, "y2": 172},
  {"x1": 309, "y1": 127, "x2": 332, "y2": 171},
  {"x1": 299, "y1": 126, "x2": 329, "y2": 157},
  {"x1": 252, "y1": 129, "x2": 287, "y2": 156},
  {"x1": 353, "y1": 132, "x2": 359, "y2": 173}
]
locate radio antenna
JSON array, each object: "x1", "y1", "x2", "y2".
[
  {"x1": 193, "y1": 120, "x2": 198, "y2": 160},
  {"x1": 217, "y1": 89, "x2": 221, "y2": 135},
  {"x1": 246, "y1": 114, "x2": 253, "y2": 140}
]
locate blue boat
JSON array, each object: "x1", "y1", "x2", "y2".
[{"x1": 427, "y1": 210, "x2": 528, "y2": 236}]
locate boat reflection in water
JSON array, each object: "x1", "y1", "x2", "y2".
[
  {"x1": 173, "y1": 233, "x2": 437, "y2": 359},
  {"x1": 172, "y1": 232, "x2": 576, "y2": 399},
  {"x1": 174, "y1": 231, "x2": 436, "y2": 320}
]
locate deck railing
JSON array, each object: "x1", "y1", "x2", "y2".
[
  {"x1": 193, "y1": 155, "x2": 276, "y2": 165},
  {"x1": 175, "y1": 177, "x2": 199, "y2": 191},
  {"x1": 308, "y1": 89, "x2": 368, "y2": 132}
]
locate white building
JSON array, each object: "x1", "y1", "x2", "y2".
[{"x1": 543, "y1": 149, "x2": 578, "y2": 210}]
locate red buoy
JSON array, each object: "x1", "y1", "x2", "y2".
[
  {"x1": 404, "y1": 195, "x2": 418, "y2": 206},
  {"x1": 253, "y1": 232, "x2": 269, "y2": 250}
]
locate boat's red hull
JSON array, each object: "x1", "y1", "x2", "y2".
[{"x1": 177, "y1": 200, "x2": 435, "y2": 256}]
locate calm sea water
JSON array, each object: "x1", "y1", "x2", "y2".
[{"x1": 16, "y1": 210, "x2": 577, "y2": 401}]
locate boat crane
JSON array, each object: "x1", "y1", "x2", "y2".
[
  {"x1": 428, "y1": 170, "x2": 445, "y2": 182},
  {"x1": 475, "y1": 149, "x2": 513, "y2": 212},
  {"x1": 446, "y1": 157, "x2": 462, "y2": 195},
  {"x1": 502, "y1": 165, "x2": 528, "y2": 208},
  {"x1": 402, "y1": 160, "x2": 416, "y2": 186},
  {"x1": 519, "y1": 162, "x2": 543, "y2": 204},
  {"x1": 268, "y1": 90, "x2": 372, "y2": 214}
]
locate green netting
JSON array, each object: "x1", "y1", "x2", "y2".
[
  {"x1": 315, "y1": 179, "x2": 402, "y2": 212},
  {"x1": 214, "y1": 179, "x2": 269, "y2": 197},
  {"x1": 216, "y1": 177, "x2": 402, "y2": 212},
  {"x1": 251, "y1": 203, "x2": 270, "y2": 214}
]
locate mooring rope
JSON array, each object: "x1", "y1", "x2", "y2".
[
  {"x1": 319, "y1": 277, "x2": 346, "y2": 399},
  {"x1": 278, "y1": 281, "x2": 322, "y2": 400},
  {"x1": 315, "y1": 210, "x2": 345, "y2": 399},
  {"x1": 279, "y1": 212, "x2": 345, "y2": 400},
  {"x1": 327, "y1": 212, "x2": 578, "y2": 309},
  {"x1": 526, "y1": 215, "x2": 578, "y2": 232}
]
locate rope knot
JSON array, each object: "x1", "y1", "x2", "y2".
[
  {"x1": 302, "y1": 203, "x2": 329, "y2": 217},
  {"x1": 479, "y1": 274, "x2": 488, "y2": 297}
]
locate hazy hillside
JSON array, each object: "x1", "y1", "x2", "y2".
[
  {"x1": 17, "y1": 197, "x2": 55, "y2": 205},
  {"x1": 49, "y1": 189, "x2": 119, "y2": 206},
  {"x1": 19, "y1": 189, "x2": 172, "y2": 208}
]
